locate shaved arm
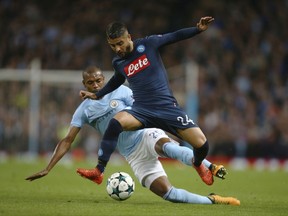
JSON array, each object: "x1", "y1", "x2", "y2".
[{"x1": 25, "y1": 126, "x2": 81, "y2": 181}]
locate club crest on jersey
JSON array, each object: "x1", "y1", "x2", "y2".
[
  {"x1": 110, "y1": 100, "x2": 118, "y2": 108},
  {"x1": 124, "y1": 54, "x2": 150, "y2": 77},
  {"x1": 137, "y1": 45, "x2": 145, "y2": 53}
]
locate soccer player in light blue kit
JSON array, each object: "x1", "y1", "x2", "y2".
[
  {"x1": 78, "y1": 16, "x2": 223, "y2": 186},
  {"x1": 26, "y1": 67, "x2": 240, "y2": 205}
]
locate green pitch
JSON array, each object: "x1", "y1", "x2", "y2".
[{"x1": 0, "y1": 158, "x2": 287, "y2": 216}]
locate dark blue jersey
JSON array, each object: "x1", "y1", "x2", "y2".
[{"x1": 96, "y1": 27, "x2": 201, "y2": 107}]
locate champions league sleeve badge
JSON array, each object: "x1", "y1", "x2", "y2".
[{"x1": 137, "y1": 45, "x2": 145, "y2": 53}]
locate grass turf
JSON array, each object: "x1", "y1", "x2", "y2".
[{"x1": 0, "y1": 157, "x2": 287, "y2": 216}]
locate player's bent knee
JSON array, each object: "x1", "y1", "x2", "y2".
[{"x1": 114, "y1": 112, "x2": 142, "y2": 130}]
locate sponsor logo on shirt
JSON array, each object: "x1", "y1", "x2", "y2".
[{"x1": 124, "y1": 54, "x2": 150, "y2": 77}]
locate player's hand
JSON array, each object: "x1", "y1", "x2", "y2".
[
  {"x1": 25, "y1": 170, "x2": 49, "y2": 181},
  {"x1": 197, "y1": 16, "x2": 214, "y2": 31},
  {"x1": 79, "y1": 90, "x2": 97, "y2": 100}
]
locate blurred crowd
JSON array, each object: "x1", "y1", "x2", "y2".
[{"x1": 0, "y1": 0, "x2": 287, "y2": 158}]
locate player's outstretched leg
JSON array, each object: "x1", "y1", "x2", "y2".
[
  {"x1": 208, "y1": 193, "x2": 240, "y2": 206},
  {"x1": 76, "y1": 167, "x2": 103, "y2": 184},
  {"x1": 162, "y1": 187, "x2": 240, "y2": 205},
  {"x1": 163, "y1": 186, "x2": 213, "y2": 204}
]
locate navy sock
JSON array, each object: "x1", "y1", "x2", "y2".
[
  {"x1": 193, "y1": 141, "x2": 209, "y2": 167},
  {"x1": 96, "y1": 160, "x2": 107, "y2": 173},
  {"x1": 97, "y1": 118, "x2": 123, "y2": 172}
]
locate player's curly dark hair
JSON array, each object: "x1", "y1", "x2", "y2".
[{"x1": 106, "y1": 22, "x2": 128, "y2": 39}]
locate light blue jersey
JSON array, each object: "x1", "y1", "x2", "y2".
[{"x1": 71, "y1": 85, "x2": 144, "y2": 158}]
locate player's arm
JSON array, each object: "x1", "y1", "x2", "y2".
[
  {"x1": 25, "y1": 126, "x2": 80, "y2": 181},
  {"x1": 151, "y1": 16, "x2": 214, "y2": 47},
  {"x1": 80, "y1": 72, "x2": 126, "y2": 100}
]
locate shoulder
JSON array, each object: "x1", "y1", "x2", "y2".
[
  {"x1": 112, "y1": 56, "x2": 119, "y2": 64},
  {"x1": 134, "y1": 38, "x2": 144, "y2": 44},
  {"x1": 118, "y1": 85, "x2": 131, "y2": 91},
  {"x1": 112, "y1": 55, "x2": 127, "y2": 68},
  {"x1": 146, "y1": 34, "x2": 162, "y2": 39},
  {"x1": 77, "y1": 99, "x2": 91, "y2": 109},
  {"x1": 73, "y1": 100, "x2": 90, "y2": 115},
  {"x1": 139, "y1": 35, "x2": 162, "y2": 48},
  {"x1": 114, "y1": 85, "x2": 132, "y2": 95},
  {"x1": 134, "y1": 37, "x2": 152, "y2": 45}
]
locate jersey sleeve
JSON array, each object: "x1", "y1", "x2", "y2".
[
  {"x1": 120, "y1": 85, "x2": 134, "y2": 106},
  {"x1": 148, "y1": 27, "x2": 201, "y2": 48},
  {"x1": 95, "y1": 71, "x2": 126, "y2": 98},
  {"x1": 70, "y1": 105, "x2": 87, "y2": 128}
]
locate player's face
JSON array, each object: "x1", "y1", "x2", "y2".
[
  {"x1": 107, "y1": 32, "x2": 133, "y2": 58},
  {"x1": 82, "y1": 72, "x2": 105, "y2": 93}
]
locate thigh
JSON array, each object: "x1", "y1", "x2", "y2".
[
  {"x1": 126, "y1": 129, "x2": 169, "y2": 188},
  {"x1": 114, "y1": 111, "x2": 143, "y2": 130},
  {"x1": 177, "y1": 127, "x2": 207, "y2": 148},
  {"x1": 128, "y1": 154, "x2": 167, "y2": 189}
]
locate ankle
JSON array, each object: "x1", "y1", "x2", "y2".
[{"x1": 96, "y1": 160, "x2": 106, "y2": 173}]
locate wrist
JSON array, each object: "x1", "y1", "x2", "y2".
[{"x1": 196, "y1": 24, "x2": 204, "y2": 32}]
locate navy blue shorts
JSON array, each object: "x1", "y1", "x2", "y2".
[{"x1": 125, "y1": 104, "x2": 198, "y2": 137}]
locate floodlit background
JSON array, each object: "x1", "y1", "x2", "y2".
[{"x1": 0, "y1": 0, "x2": 287, "y2": 167}]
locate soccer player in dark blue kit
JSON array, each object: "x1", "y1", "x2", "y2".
[{"x1": 77, "y1": 16, "x2": 226, "y2": 185}]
